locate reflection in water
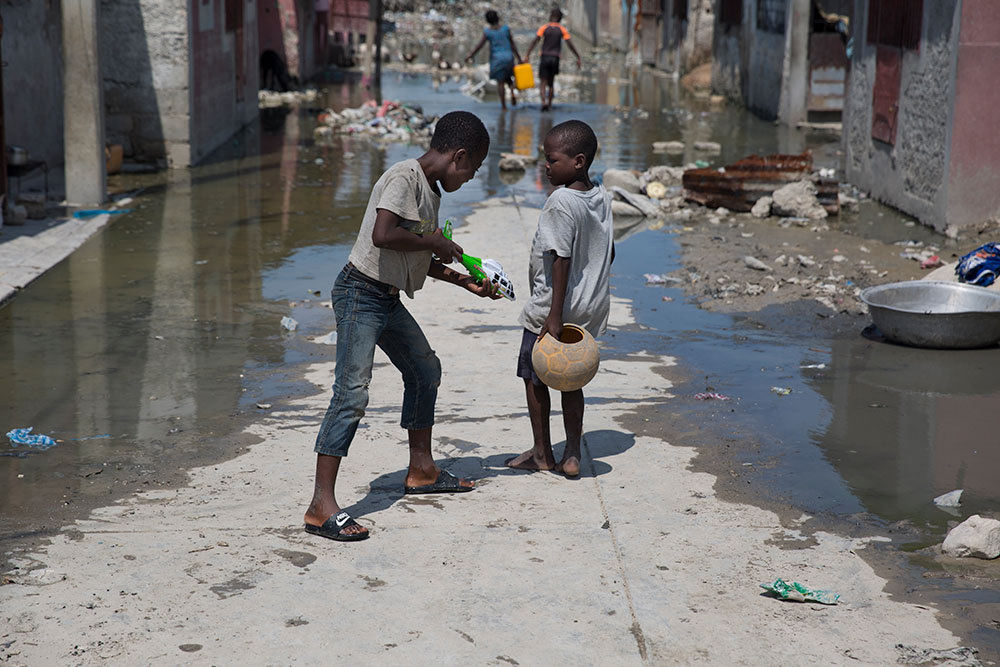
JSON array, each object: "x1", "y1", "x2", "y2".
[{"x1": 810, "y1": 338, "x2": 1000, "y2": 527}]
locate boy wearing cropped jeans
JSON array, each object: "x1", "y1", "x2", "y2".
[{"x1": 304, "y1": 112, "x2": 498, "y2": 542}]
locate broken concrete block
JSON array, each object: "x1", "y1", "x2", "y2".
[
  {"x1": 693, "y1": 141, "x2": 721, "y2": 153},
  {"x1": 602, "y1": 169, "x2": 641, "y2": 194},
  {"x1": 611, "y1": 200, "x2": 644, "y2": 217},
  {"x1": 942, "y1": 514, "x2": 1000, "y2": 559},
  {"x1": 772, "y1": 180, "x2": 828, "y2": 220},
  {"x1": 751, "y1": 196, "x2": 772, "y2": 219}
]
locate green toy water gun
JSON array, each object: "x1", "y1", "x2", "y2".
[{"x1": 442, "y1": 220, "x2": 516, "y2": 301}]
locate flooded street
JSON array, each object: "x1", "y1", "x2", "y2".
[{"x1": 4, "y1": 60, "x2": 1000, "y2": 654}]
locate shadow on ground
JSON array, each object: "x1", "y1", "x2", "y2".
[{"x1": 343, "y1": 428, "x2": 636, "y2": 519}]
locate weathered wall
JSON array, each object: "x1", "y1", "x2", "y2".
[
  {"x1": 711, "y1": 1, "x2": 746, "y2": 103},
  {"x1": 191, "y1": 0, "x2": 259, "y2": 166},
  {"x1": 744, "y1": 1, "x2": 788, "y2": 119},
  {"x1": 843, "y1": 0, "x2": 959, "y2": 230},
  {"x1": 946, "y1": 0, "x2": 1000, "y2": 227},
  {"x1": 565, "y1": 0, "x2": 600, "y2": 46},
  {"x1": 2, "y1": 1, "x2": 64, "y2": 167},
  {"x1": 102, "y1": 0, "x2": 189, "y2": 166},
  {"x1": 658, "y1": 0, "x2": 713, "y2": 74}
]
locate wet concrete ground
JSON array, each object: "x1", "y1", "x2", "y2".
[{"x1": 2, "y1": 61, "x2": 999, "y2": 656}]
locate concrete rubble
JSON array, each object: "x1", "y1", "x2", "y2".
[
  {"x1": 313, "y1": 100, "x2": 436, "y2": 144},
  {"x1": 941, "y1": 515, "x2": 1000, "y2": 560}
]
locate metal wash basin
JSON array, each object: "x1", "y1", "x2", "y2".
[{"x1": 860, "y1": 281, "x2": 1000, "y2": 349}]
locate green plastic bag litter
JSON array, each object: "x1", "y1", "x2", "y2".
[{"x1": 760, "y1": 578, "x2": 839, "y2": 605}]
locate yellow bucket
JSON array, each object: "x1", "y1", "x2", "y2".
[{"x1": 513, "y1": 63, "x2": 535, "y2": 91}]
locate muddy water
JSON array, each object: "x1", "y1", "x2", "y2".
[{"x1": 2, "y1": 65, "x2": 998, "y2": 616}]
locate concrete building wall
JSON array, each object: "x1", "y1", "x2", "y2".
[
  {"x1": 946, "y1": 0, "x2": 1000, "y2": 227},
  {"x1": 258, "y1": 0, "x2": 317, "y2": 81},
  {"x1": 843, "y1": 0, "x2": 959, "y2": 230},
  {"x1": 2, "y1": 2, "x2": 64, "y2": 167},
  {"x1": 102, "y1": 0, "x2": 190, "y2": 166},
  {"x1": 658, "y1": 0, "x2": 714, "y2": 74},
  {"x1": 744, "y1": 11, "x2": 786, "y2": 118},
  {"x1": 565, "y1": 0, "x2": 601, "y2": 46},
  {"x1": 711, "y1": 1, "x2": 747, "y2": 103},
  {"x1": 190, "y1": 0, "x2": 259, "y2": 166}
]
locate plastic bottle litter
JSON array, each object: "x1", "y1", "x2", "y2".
[
  {"x1": 760, "y1": 578, "x2": 839, "y2": 605},
  {"x1": 72, "y1": 208, "x2": 132, "y2": 219},
  {"x1": 280, "y1": 316, "x2": 299, "y2": 332},
  {"x1": 933, "y1": 489, "x2": 963, "y2": 508},
  {"x1": 694, "y1": 392, "x2": 731, "y2": 401},
  {"x1": 770, "y1": 386, "x2": 792, "y2": 396},
  {"x1": 6, "y1": 427, "x2": 58, "y2": 450}
]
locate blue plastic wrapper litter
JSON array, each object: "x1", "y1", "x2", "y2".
[
  {"x1": 6, "y1": 427, "x2": 58, "y2": 450},
  {"x1": 955, "y1": 242, "x2": 1000, "y2": 287},
  {"x1": 760, "y1": 578, "x2": 839, "y2": 605}
]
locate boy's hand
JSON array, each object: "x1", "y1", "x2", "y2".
[
  {"x1": 428, "y1": 228, "x2": 463, "y2": 262},
  {"x1": 539, "y1": 315, "x2": 563, "y2": 341},
  {"x1": 461, "y1": 275, "x2": 502, "y2": 299}
]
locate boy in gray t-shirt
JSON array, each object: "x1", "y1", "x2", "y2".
[
  {"x1": 509, "y1": 120, "x2": 614, "y2": 478},
  {"x1": 304, "y1": 112, "x2": 501, "y2": 543}
]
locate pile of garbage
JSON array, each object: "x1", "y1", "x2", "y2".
[{"x1": 313, "y1": 100, "x2": 436, "y2": 144}]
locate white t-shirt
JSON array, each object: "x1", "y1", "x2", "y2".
[
  {"x1": 519, "y1": 185, "x2": 614, "y2": 337},
  {"x1": 348, "y1": 159, "x2": 440, "y2": 298}
]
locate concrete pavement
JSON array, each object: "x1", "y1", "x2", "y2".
[
  {"x1": 0, "y1": 199, "x2": 964, "y2": 665},
  {"x1": 0, "y1": 209, "x2": 119, "y2": 307}
]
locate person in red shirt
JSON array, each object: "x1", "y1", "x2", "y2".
[{"x1": 524, "y1": 7, "x2": 582, "y2": 111}]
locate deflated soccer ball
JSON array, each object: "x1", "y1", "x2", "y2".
[{"x1": 531, "y1": 324, "x2": 600, "y2": 392}]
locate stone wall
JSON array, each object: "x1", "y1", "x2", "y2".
[{"x1": 2, "y1": 1, "x2": 65, "y2": 167}]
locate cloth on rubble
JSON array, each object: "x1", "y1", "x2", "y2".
[{"x1": 955, "y1": 242, "x2": 1000, "y2": 287}]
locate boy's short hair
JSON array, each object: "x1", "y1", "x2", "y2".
[
  {"x1": 485, "y1": 9, "x2": 499, "y2": 24},
  {"x1": 549, "y1": 7, "x2": 563, "y2": 22},
  {"x1": 430, "y1": 111, "x2": 490, "y2": 158},
  {"x1": 548, "y1": 120, "x2": 598, "y2": 169}
]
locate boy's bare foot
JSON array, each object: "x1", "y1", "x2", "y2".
[
  {"x1": 556, "y1": 456, "x2": 580, "y2": 477},
  {"x1": 404, "y1": 466, "x2": 475, "y2": 492},
  {"x1": 506, "y1": 449, "x2": 556, "y2": 471}
]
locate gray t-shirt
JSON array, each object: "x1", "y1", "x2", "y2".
[
  {"x1": 519, "y1": 185, "x2": 614, "y2": 337},
  {"x1": 348, "y1": 159, "x2": 441, "y2": 297}
]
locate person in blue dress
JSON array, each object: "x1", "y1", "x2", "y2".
[{"x1": 465, "y1": 10, "x2": 523, "y2": 110}]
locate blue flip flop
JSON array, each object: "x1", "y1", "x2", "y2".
[{"x1": 403, "y1": 469, "x2": 474, "y2": 495}]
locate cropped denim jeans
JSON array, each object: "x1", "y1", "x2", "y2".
[{"x1": 314, "y1": 264, "x2": 441, "y2": 457}]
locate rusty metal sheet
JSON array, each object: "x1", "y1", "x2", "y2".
[{"x1": 682, "y1": 152, "x2": 840, "y2": 214}]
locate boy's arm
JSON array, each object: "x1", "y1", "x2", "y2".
[
  {"x1": 465, "y1": 35, "x2": 487, "y2": 63},
  {"x1": 427, "y1": 260, "x2": 500, "y2": 298},
  {"x1": 540, "y1": 253, "x2": 570, "y2": 340},
  {"x1": 524, "y1": 35, "x2": 540, "y2": 61},
  {"x1": 372, "y1": 208, "x2": 462, "y2": 261},
  {"x1": 566, "y1": 38, "x2": 582, "y2": 69}
]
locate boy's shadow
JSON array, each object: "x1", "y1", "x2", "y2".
[{"x1": 342, "y1": 429, "x2": 635, "y2": 519}]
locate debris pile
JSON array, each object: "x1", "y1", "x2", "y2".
[
  {"x1": 601, "y1": 166, "x2": 686, "y2": 218},
  {"x1": 313, "y1": 100, "x2": 436, "y2": 144},
  {"x1": 259, "y1": 88, "x2": 321, "y2": 108},
  {"x1": 682, "y1": 153, "x2": 839, "y2": 215}
]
